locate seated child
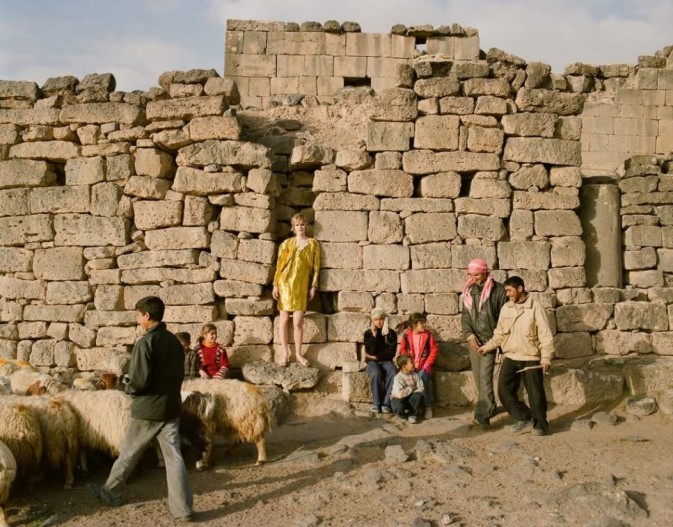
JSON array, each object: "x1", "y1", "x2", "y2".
[
  {"x1": 390, "y1": 354, "x2": 425, "y2": 424},
  {"x1": 196, "y1": 323, "x2": 230, "y2": 379},
  {"x1": 176, "y1": 332, "x2": 199, "y2": 381},
  {"x1": 363, "y1": 308, "x2": 397, "y2": 414}
]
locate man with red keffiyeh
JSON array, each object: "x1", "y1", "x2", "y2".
[{"x1": 460, "y1": 258, "x2": 508, "y2": 429}]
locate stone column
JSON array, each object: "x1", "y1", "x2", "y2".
[{"x1": 580, "y1": 183, "x2": 622, "y2": 287}]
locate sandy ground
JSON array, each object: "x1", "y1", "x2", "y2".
[{"x1": 5, "y1": 401, "x2": 673, "y2": 527}]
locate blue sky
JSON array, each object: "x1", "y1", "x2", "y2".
[{"x1": 1, "y1": 0, "x2": 673, "y2": 92}]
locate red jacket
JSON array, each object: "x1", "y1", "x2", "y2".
[
  {"x1": 198, "y1": 343, "x2": 229, "y2": 379},
  {"x1": 399, "y1": 329, "x2": 438, "y2": 373}
]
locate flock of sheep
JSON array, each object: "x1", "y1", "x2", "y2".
[{"x1": 0, "y1": 358, "x2": 273, "y2": 527}]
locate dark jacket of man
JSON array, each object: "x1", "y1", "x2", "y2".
[
  {"x1": 461, "y1": 281, "x2": 508, "y2": 345},
  {"x1": 125, "y1": 322, "x2": 184, "y2": 421}
]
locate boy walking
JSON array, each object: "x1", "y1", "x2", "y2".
[
  {"x1": 390, "y1": 355, "x2": 425, "y2": 424},
  {"x1": 477, "y1": 277, "x2": 555, "y2": 436},
  {"x1": 88, "y1": 296, "x2": 193, "y2": 522}
]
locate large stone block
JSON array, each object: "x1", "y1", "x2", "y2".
[
  {"x1": 427, "y1": 314, "x2": 463, "y2": 342},
  {"x1": 133, "y1": 200, "x2": 182, "y2": 230},
  {"x1": 9, "y1": 141, "x2": 81, "y2": 161},
  {"x1": 0, "y1": 159, "x2": 56, "y2": 189},
  {"x1": 45, "y1": 281, "x2": 92, "y2": 305},
  {"x1": 455, "y1": 198, "x2": 511, "y2": 218},
  {"x1": 366, "y1": 211, "x2": 403, "y2": 244},
  {"x1": 504, "y1": 137, "x2": 581, "y2": 166},
  {"x1": 320, "y1": 243, "x2": 362, "y2": 269},
  {"x1": 624, "y1": 225, "x2": 662, "y2": 247},
  {"x1": 414, "y1": 116, "x2": 459, "y2": 150},
  {"x1": 233, "y1": 316, "x2": 273, "y2": 345},
  {"x1": 498, "y1": 241, "x2": 550, "y2": 270},
  {"x1": 363, "y1": 244, "x2": 409, "y2": 270},
  {"x1": 219, "y1": 259, "x2": 272, "y2": 285},
  {"x1": 535, "y1": 210, "x2": 582, "y2": 236},
  {"x1": 33, "y1": 247, "x2": 85, "y2": 280},
  {"x1": 143, "y1": 227, "x2": 209, "y2": 250},
  {"x1": 319, "y1": 269, "x2": 400, "y2": 293},
  {"x1": 614, "y1": 301, "x2": 668, "y2": 331},
  {"x1": 549, "y1": 267, "x2": 586, "y2": 289},
  {"x1": 124, "y1": 176, "x2": 171, "y2": 199},
  {"x1": 555, "y1": 303, "x2": 613, "y2": 332},
  {"x1": 159, "y1": 283, "x2": 215, "y2": 305},
  {"x1": 237, "y1": 239, "x2": 276, "y2": 265},
  {"x1": 463, "y1": 78, "x2": 510, "y2": 97},
  {"x1": 0, "y1": 108, "x2": 60, "y2": 126},
  {"x1": 91, "y1": 182, "x2": 123, "y2": 217},
  {"x1": 405, "y1": 213, "x2": 456, "y2": 244},
  {"x1": 96, "y1": 326, "x2": 138, "y2": 347},
  {"x1": 146, "y1": 96, "x2": 228, "y2": 120},
  {"x1": 348, "y1": 169, "x2": 413, "y2": 198},
  {"x1": 188, "y1": 116, "x2": 241, "y2": 141},
  {"x1": 0, "y1": 277, "x2": 44, "y2": 300},
  {"x1": 337, "y1": 291, "x2": 374, "y2": 313},
  {"x1": 513, "y1": 191, "x2": 580, "y2": 210},
  {"x1": 381, "y1": 198, "x2": 454, "y2": 213},
  {"x1": 418, "y1": 171, "x2": 461, "y2": 198},
  {"x1": 457, "y1": 215, "x2": 505, "y2": 242},
  {"x1": 172, "y1": 166, "x2": 244, "y2": 195},
  {"x1": 30, "y1": 186, "x2": 90, "y2": 214},
  {"x1": 121, "y1": 267, "x2": 216, "y2": 285},
  {"x1": 501, "y1": 113, "x2": 556, "y2": 137},
  {"x1": 54, "y1": 214, "x2": 128, "y2": 246},
  {"x1": 366, "y1": 122, "x2": 414, "y2": 152},
  {"x1": 551, "y1": 237, "x2": 585, "y2": 267},
  {"x1": 468, "y1": 177, "x2": 510, "y2": 199},
  {"x1": 509, "y1": 165, "x2": 548, "y2": 190},
  {"x1": 327, "y1": 313, "x2": 371, "y2": 342},
  {"x1": 313, "y1": 193, "x2": 377, "y2": 213},
  {"x1": 0, "y1": 214, "x2": 53, "y2": 245},
  {"x1": 624, "y1": 358, "x2": 673, "y2": 396},
  {"x1": 595, "y1": 330, "x2": 652, "y2": 355},
  {"x1": 652, "y1": 333, "x2": 673, "y2": 355},
  {"x1": 515, "y1": 88, "x2": 585, "y2": 115},
  {"x1": 554, "y1": 331, "x2": 594, "y2": 359},
  {"x1": 435, "y1": 371, "x2": 477, "y2": 407},
  {"x1": 59, "y1": 102, "x2": 143, "y2": 125},
  {"x1": 401, "y1": 269, "x2": 465, "y2": 293},
  {"x1": 314, "y1": 211, "x2": 368, "y2": 242},
  {"x1": 176, "y1": 140, "x2": 271, "y2": 169},
  {"x1": 213, "y1": 280, "x2": 263, "y2": 298},
  {"x1": 546, "y1": 368, "x2": 624, "y2": 405},
  {"x1": 403, "y1": 150, "x2": 499, "y2": 174},
  {"x1": 219, "y1": 206, "x2": 273, "y2": 234},
  {"x1": 0, "y1": 188, "x2": 29, "y2": 216},
  {"x1": 134, "y1": 148, "x2": 174, "y2": 179},
  {"x1": 0, "y1": 248, "x2": 32, "y2": 273},
  {"x1": 117, "y1": 249, "x2": 198, "y2": 269},
  {"x1": 23, "y1": 304, "x2": 84, "y2": 323},
  {"x1": 467, "y1": 127, "x2": 504, "y2": 153},
  {"x1": 410, "y1": 242, "x2": 452, "y2": 269},
  {"x1": 370, "y1": 88, "x2": 418, "y2": 122}
]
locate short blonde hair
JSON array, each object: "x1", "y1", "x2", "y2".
[{"x1": 291, "y1": 212, "x2": 308, "y2": 226}]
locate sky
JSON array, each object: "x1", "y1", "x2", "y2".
[{"x1": 1, "y1": 0, "x2": 673, "y2": 92}]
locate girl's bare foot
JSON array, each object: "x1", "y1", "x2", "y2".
[
  {"x1": 297, "y1": 354, "x2": 310, "y2": 367},
  {"x1": 277, "y1": 350, "x2": 289, "y2": 367}
]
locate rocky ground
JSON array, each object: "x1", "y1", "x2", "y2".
[{"x1": 5, "y1": 401, "x2": 673, "y2": 527}]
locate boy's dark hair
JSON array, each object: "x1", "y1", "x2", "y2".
[
  {"x1": 135, "y1": 296, "x2": 165, "y2": 322},
  {"x1": 175, "y1": 332, "x2": 190, "y2": 345},
  {"x1": 395, "y1": 354, "x2": 412, "y2": 369},
  {"x1": 503, "y1": 276, "x2": 526, "y2": 291},
  {"x1": 408, "y1": 312, "x2": 427, "y2": 326}
]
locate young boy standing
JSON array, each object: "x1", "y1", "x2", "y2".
[
  {"x1": 88, "y1": 296, "x2": 194, "y2": 522},
  {"x1": 390, "y1": 354, "x2": 425, "y2": 424}
]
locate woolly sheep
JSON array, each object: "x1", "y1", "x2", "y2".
[
  {"x1": 0, "y1": 395, "x2": 79, "y2": 489},
  {"x1": 0, "y1": 440, "x2": 16, "y2": 527},
  {"x1": 182, "y1": 379, "x2": 272, "y2": 466},
  {"x1": 0, "y1": 404, "x2": 43, "y2": 485},
  {"x1": 8, "y1": 371, "x2": 67, "y2": 396},
  {"x1": 0, "y1": 359, "x2": 35, "y2": 377}
]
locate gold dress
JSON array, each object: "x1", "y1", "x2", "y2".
[{"x1": 273, "y1": 237, "x2": 321, "y2": 312}]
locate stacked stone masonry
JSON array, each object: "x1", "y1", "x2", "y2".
[{"x1": 2, "y1": 21, "x2": 673, "y2": 409}]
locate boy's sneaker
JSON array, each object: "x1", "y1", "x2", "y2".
[
  {"x1": 408, "y1": 416, "x2": 418, "y2": 424},
  {"x1": 381, "y1": 406, "x2": 392, "y2": 414},
  {"x1": 507, "y1": 420, "x2": 532, "y2": 434},
  {"x1": 370, "y1": 404, "x2": 380, "y2": 413},
  {"x1": 424, "y1": 407, "x2": 433, "y2": 419}
]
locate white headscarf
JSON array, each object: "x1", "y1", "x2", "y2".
[{"x1": 370, "y1": 308, "x2": 390, "y2": 336}]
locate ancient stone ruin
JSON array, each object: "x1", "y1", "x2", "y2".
[{"x1": 1, "y1": 19, "x2": 673, "y2": 414}]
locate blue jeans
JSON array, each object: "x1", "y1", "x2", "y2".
[
  {"x1": 391, "y1": 392, "x2": 424, "y2": 418},
  {"x1": 418, "y1": 370, "x2": 433, "y2": 407},
  {"x1": 100, "y1": 417, "x2": 193, "y2": 519},
  {"x1": 366, "y1": 360, "x2": 396, "y2": 408}
]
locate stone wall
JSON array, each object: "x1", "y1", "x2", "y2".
[{"x1": 2, "y1": 21, "x2": 673, "y2": 409}]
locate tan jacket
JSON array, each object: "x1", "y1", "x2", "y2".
[{"x1": 481, "y1": 295, "x2": 554, "y2": 363}]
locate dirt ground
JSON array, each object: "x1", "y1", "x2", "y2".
[{"x1": 5, "y1": 401, "x2": 673, "y2": 527}]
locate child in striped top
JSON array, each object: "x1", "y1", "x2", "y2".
[{"x1": 390, "y1": 354, "x2": 425, "y2": 424}]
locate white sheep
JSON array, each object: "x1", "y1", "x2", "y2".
[
  {"x1": 0, "y1": 359, "x2": 35, "y2": 378},
  {"x1": 8, "y1": 370, "x2": 67, "y2": 396},
  {"x1": 0, "y1": 439, "x2": 16, "y2": 527},
  {"x1": 0, "y1": 404, "x2": 43, "y2": 487},
  {"x1": 181, "y1": 379, "x2": 272, "y2": 466},
  {"x1": 58, "y1": 390, "x2": 131, "y2": 472},
  {"x1": 0, "y1": 396, "x2": 79, "y2": 489}
]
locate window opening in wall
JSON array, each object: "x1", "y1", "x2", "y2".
[
  {"x1": 343, "y1": 77, "x2": 371, "y2": 88},
  {"x1": 459, "y1": 173, "x2": 472, "y2": 197},
  {"x1": 54, "y1": 163, "x2": 66, "y2": 185},
  {"x1": 415, "y1": 36, "x2": 427, "y2": 54}
]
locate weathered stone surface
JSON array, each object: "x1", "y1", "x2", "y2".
[
  {"x1": 146, "y1": 96, "x2": 228, "y2": 120},
  {"x1": 546, "y1": 368, "x2": 624, "y2": 405},
  {"x1": 337, "y1": 291, "x2": 374, "y2": 313},
  {"x1": 177, "y1": 140, "x2": 271, "y2": 169},
  {"x1": 457, "y1": 214, "x2": 505, "y2": 241},
  {"x1": 54, "y1": 214, "x2": 127, "y2": 246},
  {"x1": 23, "y1": 304, "x2": 84, "y2": 323},
  {"x1": 133, "y1": 200, "x2": 183, "y2": 230},
  {"x1": 455, "y1": 198, "x2": 510, "y2": 218},
  {"x1": 237, "y1": 239, "x2": 276, "y2": 265},
  {"x1": 513, "y1": 191, "x2": 580, "y2": 210},
  {"x1": 370, "y1": 88, "x2": 418, "y2": 122},
  {"x1": 319, "y1": 269, "x2": 399, "y2": 293},
  {"x1": 10, "y1": 141, "x2": 81, "y2": 161},
  {"x1": 134, "y1": 148, "x2": 174, "y2": 179},
  {"x1": 315, "y1": 211, "x2": 368, "y2": 242},
  {"x1": 555, "y1": 304, "x2": 613, "y2": 332},
  {"x1": 320, "y1": 243, "x2": 362, "y2": 269},
  {"x1": 163, "y1": 305, "x2": 218, "y2": 323},
  {"x1": 0, "y1": 188, "x2": 29, "y2": 216},
  {"x1": 327, "y1": 313, "x2": 371, "y2": 342},
  {"x1": 273, "y1": 315, "x2": 327, "y2": 344},
  {"x1": 549, "y1": 267, "x2": 586, "y2": 289},
  {"x1": 117, "y1": 249, "x2": 198, "y2": 269},
  {"x1": 220, "y1": 206, "x2": 273, "y2": 234},
  {"x1": 535, "y1": 210, "x2": 582, "y2": 236},
  {"x1": 0, "y1": 108, "x2": 60, "y2": 126},
  {"x1": 188, "y1": 116, "x2": 241, "y2": 141},
  {"x1": 219, "y1": 259, "x2": 272, "y2": 285},
  {"x1": 96, "y1": 326, "x2": 138, "y2": 346},
  {"x1": 313, "y1": 192, "x2": 378, "y2": 211},
  {"x1": 414, "y1": 115, "x2": 459, "y2": 150},
  {"x1": 467, "y1": 126, "x2": 504, "y2": 153},
  {"x1": 435, "y1": 371, "x2": 477, "y2": 407},
  {"x1": 0, "y1": 160, "x2": 56, "y2": 189},
  {"x1": 427, "y1": 314, "x2": 463, "y2": 341},
  {"x1": 366, "y1": 121, "x2": 414, "y2": 152},
  {"x1": 348, "y1": 169, "x2": 413, "y2": 197},
  {"x1": 554, "y1": 332, "x2": 593, "y2": 359},
  {"x1": 463, "y1": 78, "x2": 510, "y2": 97},
  {"x1": 614, "y1": 301, "x2": 668, "y2": 331},
  {"x1": 551, "y1": 237, "x2": 585, "y2": 267},
  {"x1": 46, "y1": 281, "x2": 92, "y2": 305},
  {"x1": 32, "y1": 246, "x2": 84, "y2": 280},
  {"x1": 363, "y1": 244, "x2": 409, "y2": 270},
  {"x1": 401, "y1": 269, "x2": 465, "y2": 293},
  {"x1": 60, "y1": 103, "x2": 143, "y2": 125},
  {"x1": 414, "y1": 79, "x2": 460, "y2": 98},
  {"x1": 145, "y1": 227, "x2": 209, "y2": 250},
  {"x1": 418, "y1": 171, "x2": 461, "y2": 198},
  {"x1": 334, "y1": 150, "x2": 372, "y2": 171},
  {"x1": 654, "y1": 332, "x2": 673, "y2": 356},
  {"x1": 381, "y1": 197, "x2": 454, "y2": 213},
  {"x1": 173, "y1": 166, "x2": 244, "y2": 195},
  {"x1": 242, "y1": 361, "x2": 320, "y2": 391},
  {"x1": 498, "y1": 241, "x2": 550, "y2": 270},
  {"x1": 624, "y1": 225, "x2": 662, "y2": 247},
  {"x1": 403, "y1": 150, "x2": 500, "y2": 174},
  {"x1": 0, "y1": 277, "x2": 44, "y2": 300},
  {"x1": 0, "y1": 214, "x2": 53, "y2": 245},
  {"x1": 410, "y1": 242, "x2": 452, "y2": 269},
  {"x1": 624, "y1": 358, "x2": 673, "y2": 396},
  {"x1": 504, "y1": 137, "x2": 581, "y2": 166},
  {"x1": 510, "y1": 165, "x2": 548, "y2": 190},
  {"x1": 233, "y1": 316, "x2": 273, "y2": 345},
  {"x1": 405, "y1": 213, "x2": 456, "y2": 243},
  {"x1": 0, "y1": 248, "x2": 32, "y2": 273},
  {"x1": 30, "y1": 186, "x2": 90, "y2": 214},
  {"x1": 595, "y1": 330, "x2": 652, "y2": 355},
  {"x1": 501, "y1": 113, "x2": 556, "y2": 137},
  {"x1": 515, "y1": 88, "x2": 585, "y2": 115}
]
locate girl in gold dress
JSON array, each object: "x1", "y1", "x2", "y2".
[{"x1": 272, "y1": 213, "x2": 321, "y2": 367}]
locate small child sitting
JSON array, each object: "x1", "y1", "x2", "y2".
[
  {"x1": 176, "y1": 332, "x2": 199, "y2": 381},
  {"x1": 390, "y1": 354, "x2": 425, "y2": 424},
  {"x1": 196, "y1": 323, "x2": 230, "y2": 379}
]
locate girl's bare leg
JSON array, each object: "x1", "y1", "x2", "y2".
[
  {"x1": 278, "y1": 310, "x2": 291, "y2": 366},
  {"x1": 293, "y1": 310, "x2": 309, "y2": 366}
]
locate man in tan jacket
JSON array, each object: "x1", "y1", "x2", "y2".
[{"x1": 477, "y1": 276, "x2": 554, "y2": 436}]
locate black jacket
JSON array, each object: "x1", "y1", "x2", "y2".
[
  {"x1": 125, "y1": 322, "x2": 184, "y2": 421},
  {"x1": 363, "y1": 328, "x2": 397, "y2": 362},
  {"x1": 461, "y1": 281, "x2": 508, "y2": 345}
]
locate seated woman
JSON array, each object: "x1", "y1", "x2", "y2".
[{"x1": 363, "y1": 308, "x2": 397, "y2": 414}]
